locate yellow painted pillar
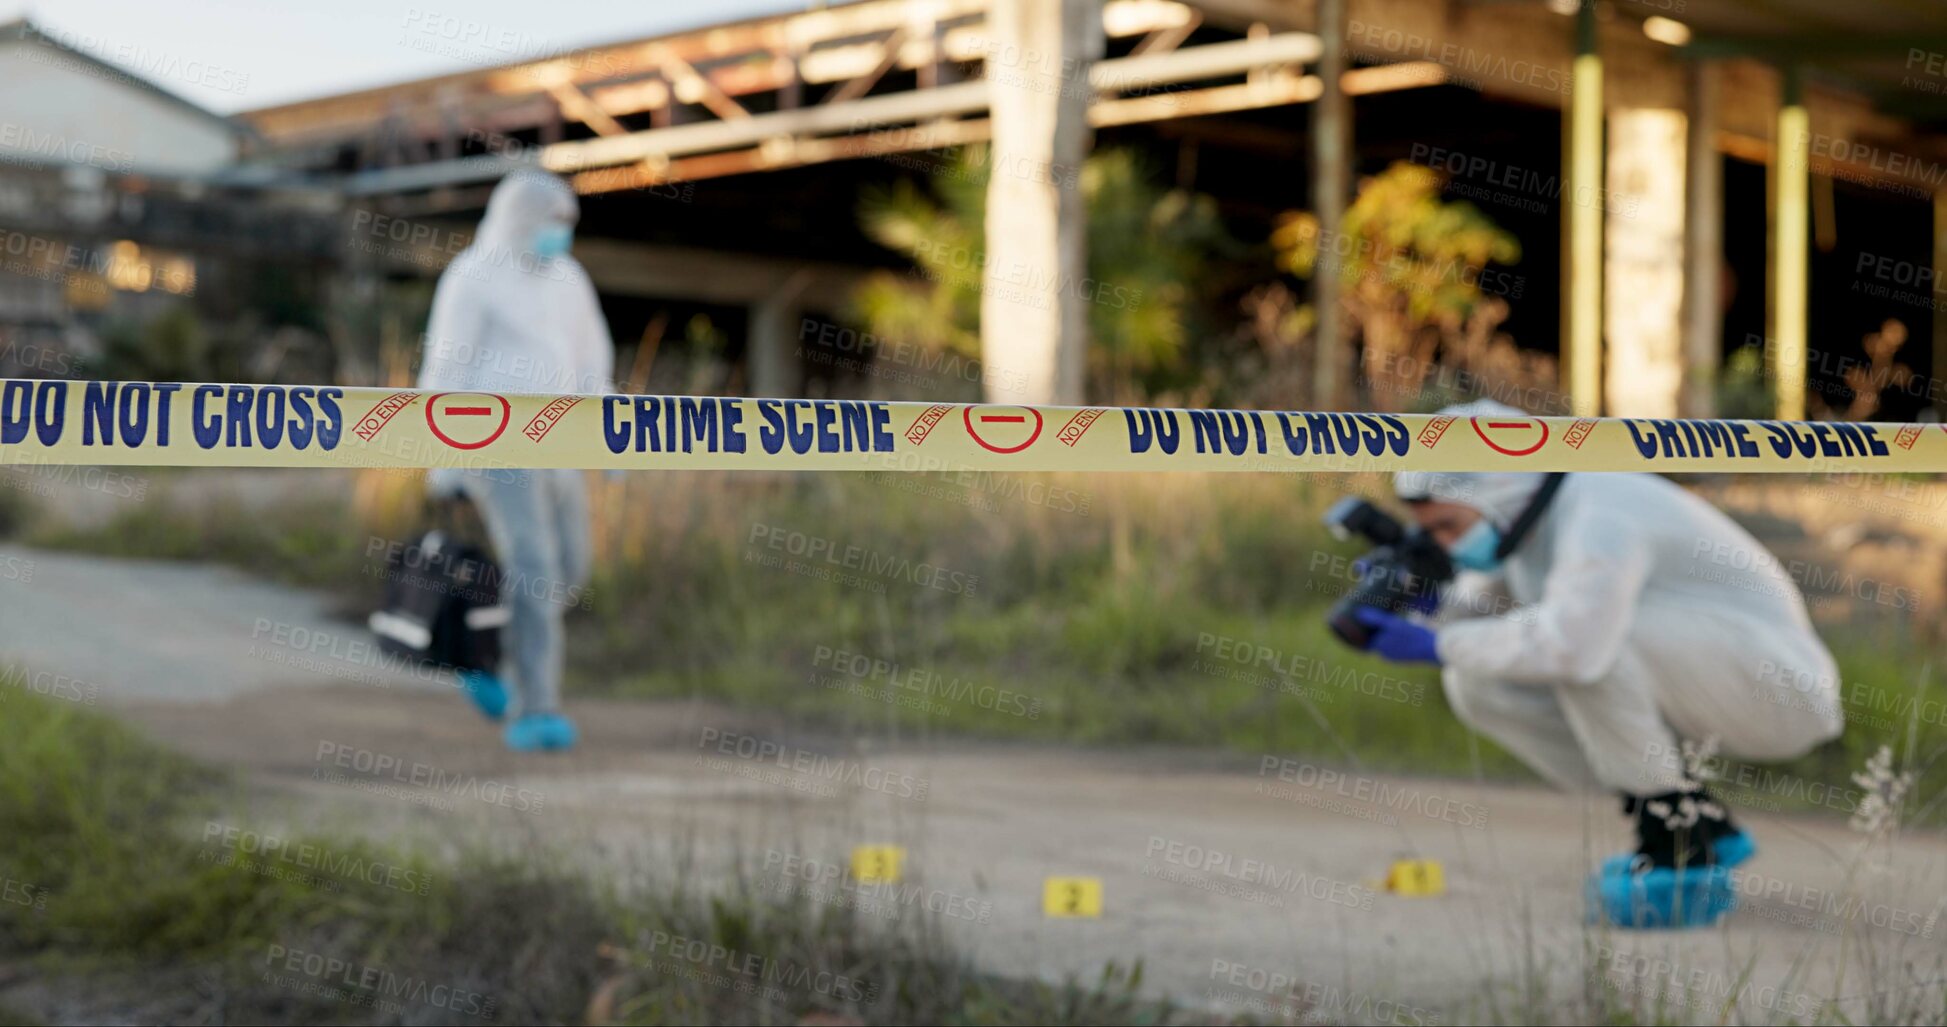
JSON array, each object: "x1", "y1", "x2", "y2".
[
  {"x1": 1681, "y1": 61, "x2": 1722, "y2": 418},
  {"x1": 1566, "y1": 1, "x2": 1604, "y2": 417},
  {"x1": 1312, "y1": 0, "x2": 1349, "y2": 410},
  {"x1": 1934, "y1": 190, "x2": 1947, "y2": 420},
  {"x1": 1772, "y1": 68, "x2": 1809, "y2": 421}
]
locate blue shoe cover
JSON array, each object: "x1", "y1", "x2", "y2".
[
  {"x1": 457, "y1": 670, "x2": 509, "y2": 722},
  {"x1": 1712, "y1": 830, "x2": 1756, "y2": 868},
  {"x1": 1587, "y1": 861, "x2": 1739, "y2": 928},
  {"x1": 505, "y1": 712, "x2": 577, "y2": 752}
]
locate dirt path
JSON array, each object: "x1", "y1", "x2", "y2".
[{"x1": 5, "y1": 543, "x2": 1945, "y2": 1021}]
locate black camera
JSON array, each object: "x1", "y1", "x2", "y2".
[{"x1": 1321, "y1": 497, "x2": 1454, "y2": 648}]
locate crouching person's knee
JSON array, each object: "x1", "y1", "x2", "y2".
[{"x1": 1441, "y1": 668, "x2": 1501, "y2": 733}]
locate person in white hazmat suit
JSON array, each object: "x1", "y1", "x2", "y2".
[
  {"x1": 1348, "y1": 400, "x2": 1843, "y2": 921},
  {"x1": 417, "y1": 169, "x2": 614, "y2": 752}
]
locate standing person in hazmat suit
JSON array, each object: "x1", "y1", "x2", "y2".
[
  {"x1": 417, "y1": 169, "x2": 613, "y2": 752},
  {"x1": 1346, "y1": 400, "x2": 1844, "y2": 926}
]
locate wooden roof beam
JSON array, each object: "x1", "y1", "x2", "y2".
[
  {"x1": 569, "y1": 71, "x2": 1327, "y2": 195},
  {"x1": 655, "y1": 46, "x2": 750, "y2": 120},
  {"x1": 825, "y1": 26, "x2": 912, "y2": 105},
  {"x1": 547, "y1": 81, "x2": 627, "y2": 136},
  {"x1": 248, "y1": 0, "x2": 1200, "y2": 142},
  {"x1": 346, "y1": 29, "x2": 1322, "y2": 195}
]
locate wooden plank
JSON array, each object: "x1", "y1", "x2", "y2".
[
  {"x1": 548, "y1": 83, "x2": 626, "y2": 136},
  {"x1": 824, "y1": 26, "x2": 911, "y2": 105},
  {"x1": 1088, "y1": 75, "x2": 1320, "y2": 125},
  {"x1": 655, "y1": 46, "x2": 751, "y2": 120}
]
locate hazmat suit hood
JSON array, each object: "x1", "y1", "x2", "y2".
[
  {"x1": 470, "y1": 170, "x2": 578, "y2": 260},
  {"x1": 1392, "y1": 400, "x2": 1546, "y2": 532}
]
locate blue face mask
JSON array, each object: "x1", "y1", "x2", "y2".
[
  {"x1": 1448, "y1": 518, "x2": 1503, "y2": 572},
  {"x1": 532, "y1": 223, "x2": 573, "y2": 260}
]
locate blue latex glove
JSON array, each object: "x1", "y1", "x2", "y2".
[{"x1": 1352, "y1": 607, "x2": 1441, "y2": 665}]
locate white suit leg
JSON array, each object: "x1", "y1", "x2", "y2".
[
  {"x1": 1550, "y1": 644, "x2": 1692, "y2": 794},
  {"x1": 1445, "y1": 603, "x2": 1842, "y2": 797},
  {"x1": 1442, "y1": 668, "x2": 1605, "y2": 791},
  {"x1": 1624, "y1": 603, "x2": 1844, "y2": 764},
  {"x1": 1443, "y1": 648, "x2": 1686, "y2": 796},
  {"x1": 459, "y1": 469, "x2": 567, "y2": 716}
]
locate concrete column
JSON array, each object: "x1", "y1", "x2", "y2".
[
  {"x1": 981, "y1": 0, "x2": 1099, "y2": 405},
  {"x1": 1681, "y1": 61, "x2": 1722, "y2": 418},
  {"x1": 1605, "y1": 108, "x2": 1687, "y2": 417},
  {"x1": 749, "y1": 270, "x2": 813, "y2": 397},
  {"x1": 1311, "y1": 0, "x2": 1349, "y2": 410}
]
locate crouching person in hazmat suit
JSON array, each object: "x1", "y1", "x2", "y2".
[
  {"x1": 416, "y1": 169, "x2": 613, "y2": 752},
  {"x1": 1347, "y1": 400, "x2": 1843, "y2": 927}
]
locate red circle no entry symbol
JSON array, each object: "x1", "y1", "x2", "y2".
[
  {"x1": 963, "y1": 406, "x2": 1043, "y2": 454},
  {"x1": 1470, "y1": 416, "x2": 1549, "y2": 456},
  {"x1": 425, "y1": 393, "x2": 512, "y2": 450}
]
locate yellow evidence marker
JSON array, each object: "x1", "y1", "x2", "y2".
[
  {"x1": 851, "y1": 845, "x2": 904, "y2": 883},
  {"x1": 1384, "y1": 858, "x2": 1446, "y2": 896},
  {"x1": 1043, "y1": 876, "x2": 1103, "y2": 918}
]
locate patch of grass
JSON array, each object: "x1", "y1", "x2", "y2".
[
  {"x1": 599, "y1": 891, "x2": 1173, "y2": 1026},
  {"x1": 567, "y1": 470, "x2": 1527, "y2": 775},
  {"x1": 0, "y1": 682, "x2": 606, "y2": 1022},
  {"x1": 0, "y1": 682, "x2": 1203, "y2": 1025},
  {"x1": 25, "y1": 489, "x2": 378, "y2": 593},
  {"x1": 0, "y1": 478, "x2": 34, "y2": 538}
]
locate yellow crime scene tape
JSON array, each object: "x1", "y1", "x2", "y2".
[{"x1": 2, "y1": 379, "x2": 1944, "y2": 473}]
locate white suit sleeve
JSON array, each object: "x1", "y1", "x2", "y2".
[
  {"x1": 1430, "y1": 569, "x2": 1509, "y2": 626},
  {"x1": 418, "y1": 264, "x2": 487, "y2": 390},
  {"x1": 569, "y1": 265, "x2": 615, "y2": 394},
  {"x1": 1435, "y1": 508, "x2": 1651, "y2": 686}
]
